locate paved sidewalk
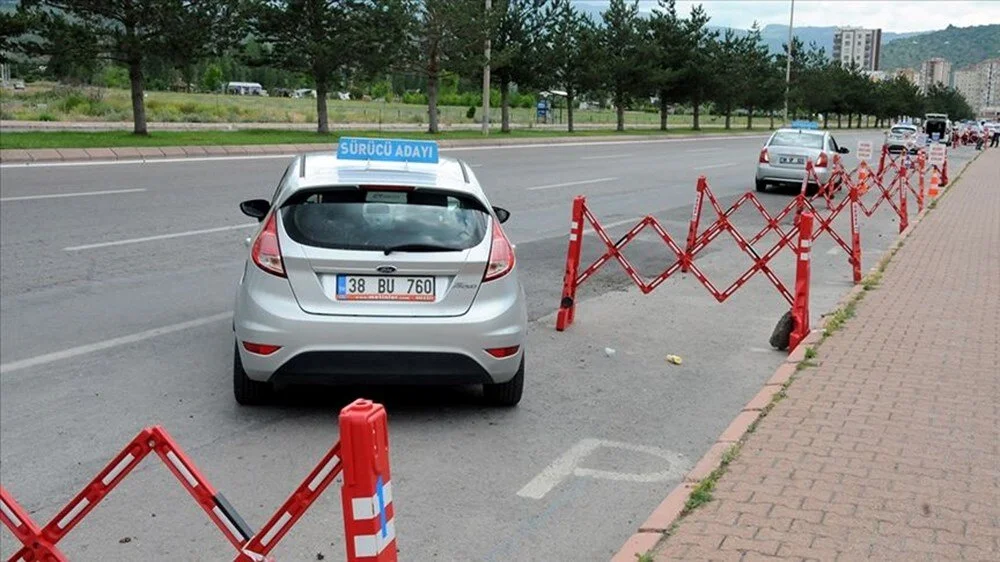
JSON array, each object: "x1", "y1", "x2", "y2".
[{"x1": 652, "y1": 152, "x2": 1000, "y2": 561}]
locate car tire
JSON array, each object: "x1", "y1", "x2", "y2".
[
  {"x1": 755, "y1": 179, "x2": 767, "y2": 192},
  {"x1": 483, "y1": 358, "x2": 524, "y2": 407},
  {"x1": 233, "y1": 343, "x2": 273, "y2": 405}
]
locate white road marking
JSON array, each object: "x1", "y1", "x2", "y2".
[
  {"x1": 826, "y1": 247, "x2": 842, "y2": 255},
  {"x1": 579, "y1": 153, "x2": 632, "y2": 160},
  {"x1": 469, "y1": 163, "x2": 484, "y2": 168},
  {"x1": 64, "y1": 223, "x2": 257, "y2": 251},
  {"x1": 0, "y1": 188, "x2": 146, "y2": 202},
  {"x1": 582, "y1": 216, "x2": 645, "y2": 236},
  {"x1": 0, "y1": 312, "x2": 232, "y2": 375},
  {"x1": 693, "y1": 162, "x2": 739, "y2": 171},
  {"x1": 686, "y1": 147, "x2": 724, "y2": 153},
  {"x1": 516, "y1": 438, "x2": 688, "y2": 500},
  {"x1": 526, "y1": 177, "x2": 617, "y2": 192},
  {"x1": 0, "y1": 135, "x2": 770, "y2": 169}
]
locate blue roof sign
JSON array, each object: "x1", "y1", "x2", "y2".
[
  {"x1": 790, "y1": 120, "x2": 820, "y2": 130},
  {"x1": 337, "y1": 137, "x2": 439, "y2": 164}
]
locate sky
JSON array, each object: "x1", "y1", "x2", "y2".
[{"x1": 575, "y1": 1, "x2": 1000, "y2": 32}]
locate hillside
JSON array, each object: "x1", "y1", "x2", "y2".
[{"x1": 880, "y1": 24, "x2": 1000, "y2": 70}]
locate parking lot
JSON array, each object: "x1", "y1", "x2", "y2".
[{"x1": 0, "y1": 133, "x2": 977, "y2": 560}]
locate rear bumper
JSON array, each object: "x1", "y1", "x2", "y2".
[
  {"x1": 233, "y1": 262, "x2": 528, "y2": 385},
  {"x1": 755, "y1": 163, "x2": 831, "y2": 184},
  {"x1": 270, "y1": 351, "x2": 494, "y2": 386}
]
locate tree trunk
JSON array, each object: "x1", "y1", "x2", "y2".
[
  {"x1": 769, "y1": 111, "x2": 775, "y2": 130},
  {"x1": 427, "y1": 72, "x2": 439, "y2": 134},
  {"x1": 659, "y1": 90, "x2": 668, "y2": 131},
  {"x1": 615, "y1": 93, "x2": 625, "y2": 132},
  {"x1": 724, "y1": 107, "x2": 731, "y2": 129},
  {"x1": 567, "y1": 89, "x2": 575, "y2": 133},
  {"x1": 746, "y1": 106, "x2": 754, "y2": 130},
  {"x1": 823, "y1": 114, "x2": 829, "y2": 129},
  {"x1": 128, "y1": 60, "x2": 147, "y2": 136},
  {"x1": 837, "y1": 114, "x2": 842, "y2": 128},
  {"x1": 315, "y1": 78, "x2": 329, "y2": 134},
  {"x1": 500, "y1": 78, "x2": 511, "y2": 133},
  {"x1": 692, "y1": 97, "x2": 701, "y2": 130}
]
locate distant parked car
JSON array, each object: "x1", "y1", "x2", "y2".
[
  {"x1": 755, "y1": 123, "x2": 849, "y2": 193},
  {"x1": 885, "y1": 124, "x2": 920, "y2": 154}
]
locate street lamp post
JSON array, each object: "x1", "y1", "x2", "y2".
[
  {"x1": 783, "y1": 0, "x2": 795, "y2": 125},
  {"x1": 482, "y1": 0, "x2": 492, "y2": 135}
]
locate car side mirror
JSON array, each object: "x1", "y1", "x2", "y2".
[
  {"x1": 240, "y1": 199, "x2": 271, "y2": 221},
  {"x1": 493, "y1": 206, "x2": 511, "y2": 224},
  {"x1": 838, "y1": 146, "x2": 850, "y2": 154}
]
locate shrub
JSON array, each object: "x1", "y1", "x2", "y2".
[
  {"x1": 38, "y1": 113, "x2": 56, "y2": 121},
  {"x1": 466, "y1": 106, "x2": 476, "y2": 119}
]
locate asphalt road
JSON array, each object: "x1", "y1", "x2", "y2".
[{"x1": 0, "y1": 133, "x2": 976, "y2": 560}]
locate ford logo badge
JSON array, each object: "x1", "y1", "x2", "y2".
[{"x1": 376, "y1": 265, "x2": 397, "y2": 274}]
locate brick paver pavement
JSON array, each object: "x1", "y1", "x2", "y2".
[{"x1": 653, "y1": 152, "x2": 1000, "y2": 561}]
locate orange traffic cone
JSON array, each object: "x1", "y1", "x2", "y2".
[
  {"x1": 858, "y1": 166, "x2": 869, "y2": 195},
  {"x1": 928, "y1": 168, "x2": 940, "y2": 198}
]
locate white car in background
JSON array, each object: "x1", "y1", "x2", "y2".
[{"x1": 885, "y1": 124, "x2": 920, "y2": 154}]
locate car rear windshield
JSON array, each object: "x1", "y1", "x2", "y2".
[
  {"x1": 769, "y1": 132, "x2": 824, "y2": 149},
  {"x1": 280, "y1": 187, "x2": 489, "y2": 252},
  {"x1": 891, "y1": 127, "x2": 916, "y2": 135}
]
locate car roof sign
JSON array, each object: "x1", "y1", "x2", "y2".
[
  {"x1": 789, "y1": 120, "x2": 820, "y2": 130},
  {"x1": 337, "y1": 137, "x2": 439, "y2": 164}
]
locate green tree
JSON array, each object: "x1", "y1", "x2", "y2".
[
  {"x1": 647, "y1": 0, "x2": 685, "y2": 130},
  {"x1": 489, "y1": 0, "x2": 549, "y2": 133},
  {"x1": 251, "y1": 0, "x2": 411, "y2": 134},
  {"x1": 599, "y1": 0, "x2": 648, "y2": 131},
  {"x1": 404, "y1": 0, "x2": 483, "y2": 133},
  {"x1": 708, "y1": 28, "x2": 747, "y2": 129},
  {"x1": 541, "y1": 0, "x2": 599, "y2": 132},
  {"x1": 675, "y1": 4, "x2": 716, "y2": 130},
  {"x1": 924, "y1": 84, "x2": 975, "y2": 120},
  {"x1": 201, "y1": 63, "x2": 224, "y2": 92},
  {"x1": 740, "y1": 23, "x2": 778, "y2": 130},
  {"x1": 17, "y1": 1, "x2": 241, "y2": 134}
]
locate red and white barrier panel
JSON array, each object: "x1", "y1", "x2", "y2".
[{"x1": 0, "y1": 398, "x2": 396, "y2": 562}]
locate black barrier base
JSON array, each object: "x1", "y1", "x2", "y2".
[{"x1": 770, "y1": 310, "x2": 793, "y2": 351}]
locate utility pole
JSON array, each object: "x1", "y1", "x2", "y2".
[
  {"x1": 482, "y1": 0, "x2": 492, "y2": 135},
  {"x1": 783, "y1": 0, "x2": 795, "y2": 125}
]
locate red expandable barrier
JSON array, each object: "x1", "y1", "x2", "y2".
[
  {"x1": 788, "y1": 212, "x2": 815, "y2": 350},
  {"x1": 339, "y1": 400, "x2": 397, "y2": 562},
  {"x1": 0, "y1": 398, "x2": 395, "y2": 562}
]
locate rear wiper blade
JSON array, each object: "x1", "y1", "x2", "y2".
[{"x1": 382, "y1": 243, "x2": 463, "y2": 255}]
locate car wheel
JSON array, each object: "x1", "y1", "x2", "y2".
[
  {"x1": 755, "y1": 179, "x2": 767, "y2": 192},
  {"x1": 233, "y1": 343, "x2": 273, "y2": 405},
  {"x1": 483, "y1": 357, "x2": 524, "y2": 407}
]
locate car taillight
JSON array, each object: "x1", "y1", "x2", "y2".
[
  {"x1": 485, "y1": 345, "x2": 520, "y2": 358},
  {"x1": 242, "y1": 342, "x2": 281, "y2": 355},
  {"x1": 251, "y1": 212, "x2": 285, "y2": 277},
  {"x1": 759, "y1": 148, "x2": 769, "y2": 163},
  {"x1": 816, "y1": 152, "x2": 828, "y2": 168},
  {"x1": 483, "y1": 220, "x2": 515, "y2": 282}
]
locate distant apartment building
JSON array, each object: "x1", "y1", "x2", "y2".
[
  {"x1": 919, "y1": 58, "x2": 952, "y2": 91},
  {"x1": 893, "y1": 68, "x2": 919, "y2": 85},
  {"x1": 833, "y1": 27, "x2": 883, "y2": 71},
  {"x1": 953, "y1": 58, "x2": 1000, "y2": 114}
]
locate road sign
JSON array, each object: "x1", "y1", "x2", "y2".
[
  {"x1": 337, "y1": 137, "x2": 438, "y2": 164},
  {"x1": 928, "y1": 144, "x2": 946, "y2": 167},
  {"x1": 857, "y1": 141, "x2": 873, "y2": 161},
  {"x1": 536, "y1": 101, "x2": 548, "y2": 118},
  {"x1": 790, "y1": 120, "x2": 819, "y2": 130}
]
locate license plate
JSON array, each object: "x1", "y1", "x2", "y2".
[
  {"x1": 336, "y1": 275, "x2": 435, "y2": 302},
  {"x1": 779, "y1": 156, "x2": 805, "y2": 165}
]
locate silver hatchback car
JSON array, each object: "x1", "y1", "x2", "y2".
[
  {"x1": 755, "y1": 125, "x2": 849, "y2": 193},
  {"x1": 232, "y1": 138, "x2": 528, "y2": 406}
]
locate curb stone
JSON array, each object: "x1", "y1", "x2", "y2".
[
  {"x1": 0, "y1": 133, "x2": 771, "y2": 164},
  {"x1": 610, "y1": 153, "x2": 979, "y2": 562}
]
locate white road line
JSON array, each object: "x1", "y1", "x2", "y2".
[
  {"x1": 526, "y1": 177, "x2": 617, "y2": 192},
  {"x1": 686, "y1": 148, "x2": 724, "y2": 153},
  {"x1": 0, "y1": 188, "x2": 146, "y2": 202},
  {"x1": 0, "y1": 154, "x2": 295, "y2": 169},
  {"x1": 0, "y1": 312, "x2": 233, "y2": 375},
  {"x1": 516, "y1": 438, "x2": 688, "y2": 499},
  {"x1": 693, "y1": 162, "x2": 739, "y2": 171},
  {"x1": 64, "y1": 223, "x2": 257, "y2": 252},
  {"x1": 579, "y1": 153, "x2": 632, "y2": 160}
]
